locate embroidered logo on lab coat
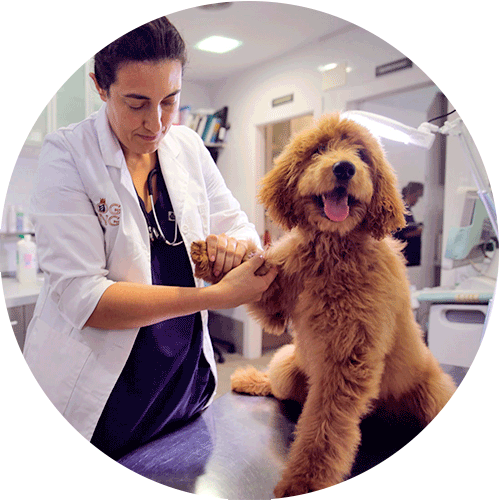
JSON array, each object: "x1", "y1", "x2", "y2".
[{"x1": 95, "y1": 198, "x2": 121, "y2": 226}]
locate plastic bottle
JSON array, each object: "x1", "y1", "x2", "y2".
[{"x1": 16, "y1": 235, "x2": 38, "y2": 284}]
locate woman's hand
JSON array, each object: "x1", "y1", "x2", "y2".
[
  {"x1": 205, "y1": 233, "x2": 249, "y2": 277},
  {"x1": 212, "y1": 254, "x2": 278, "y2": 309}
]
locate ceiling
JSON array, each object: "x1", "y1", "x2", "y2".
[
  {"x1": 168, "y1": 2, "x2": 351, "y2": 83},
  {"x1": 167, "y1": 3, "x2": 441, "y2": 114}
]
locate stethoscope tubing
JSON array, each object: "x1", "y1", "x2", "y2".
[{"x1": 147, "y1": 167, "x2": 183, "y2": 246}]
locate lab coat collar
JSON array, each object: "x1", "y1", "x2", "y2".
[{"x1": 96, "y1": 103, "x2": 182, "y2": 168}]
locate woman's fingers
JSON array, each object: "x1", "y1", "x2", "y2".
[{"x1": 206, "y1": 234, "x2": 249, "y2": 277}]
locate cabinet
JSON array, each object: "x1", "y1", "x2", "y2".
[
  {"x1": 7, "y1": 302, "x2": 35, "y2": 351},
  {"x1": 22, "y1": 60, "x2": 101, "y2": 157},
  {"x1": 428, "y1": 303, "x2": 487, "y2": 368}
]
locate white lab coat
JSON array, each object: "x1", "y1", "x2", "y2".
[{"x1": 23, "y1": 104, "x2": 260, "y2": 441}]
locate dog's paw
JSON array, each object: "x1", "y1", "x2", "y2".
[
  {"x1": 190, "y1": 239, "x2": 260, "y2": 284},
  {"x1": 190, "y1": 240, "x2": 220, "y2": 284}
]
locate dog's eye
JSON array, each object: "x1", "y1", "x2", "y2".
[
  {"x1": 313, "y1": 143, "x2": 328, "y2": 156},
  {"x1": 356, "y1": 148, "x2": 371, "y2": 165}
]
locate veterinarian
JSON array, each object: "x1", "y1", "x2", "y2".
[{"x1": 23, "y1": 17, "x2": 277, "y2": 460}]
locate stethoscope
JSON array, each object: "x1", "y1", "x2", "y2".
[{"x1": 146, "y1": 167, "x2": 184, "y2": 246}]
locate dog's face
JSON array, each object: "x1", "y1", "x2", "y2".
[{"x1": 259, "y1": 114, "x2": 406, "y2": 239}]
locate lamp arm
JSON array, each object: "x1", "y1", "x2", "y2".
[{"x1": 437, "y1": 118, "x2": 498, "y2": 240}]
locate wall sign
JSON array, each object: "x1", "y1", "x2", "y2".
[
  {"x1": 272, "y1": 94, "x2": 294, "y2": 107},
  {"x1": 376, "y1": 57, "x2": 413, "y2": 77}
]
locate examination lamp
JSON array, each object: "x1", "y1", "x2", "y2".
[{"x1": 343, "y1": 110, "x2": 498, "y2": 241}]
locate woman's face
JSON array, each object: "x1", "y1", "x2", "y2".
[{"x1": 92, "y1": 59, "x2": 182, "y2": 160}]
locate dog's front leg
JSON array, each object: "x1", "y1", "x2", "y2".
[
  {"x1": 245, "y1": 271, "x2": 292, "y2": 335},
  {"x1": 273, "y1": 357, "x2": 382, "y2": 497}
]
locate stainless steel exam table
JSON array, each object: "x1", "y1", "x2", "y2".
[{"x1": 118, "y1": 364, "x2": 467, "y2": 499}]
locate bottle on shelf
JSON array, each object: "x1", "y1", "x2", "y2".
[{"x1": 16, "y1": 234, "x2": 38, "y2": 284}]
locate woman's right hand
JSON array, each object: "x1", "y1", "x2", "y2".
[{"x1": 212, "y1": 254, "x2": 278, "y2": 309}]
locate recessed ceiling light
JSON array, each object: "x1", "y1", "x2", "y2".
[
  {"x1": 195, "y1": 35, "x2": 242, "y2": 54},
  {"x1": 318, "y1": 63, "x2": 338, "y2": 72},
  {"x1": 318, "y1": 63, "x2": 353, "y2": 73}
]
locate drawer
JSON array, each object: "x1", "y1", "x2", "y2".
[
  {"x1": 428, "y1": 303, "x2": 488, "y2": 368},
  {"x1": 7, "y1": 303, "x2": 35, "y2": 351}
]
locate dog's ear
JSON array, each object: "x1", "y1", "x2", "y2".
[
  {"x1": 364, "y1": 157, "x2": 407, "y2": 240},
  {"x1": 258, "y1": 146, "x2": 304, "y2": 230}
]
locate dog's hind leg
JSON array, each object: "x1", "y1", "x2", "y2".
[
  {"x1": 267, "y1": 343, "x2": 308, "y2": 404},
  {"x1": 380, "y1": 346, "x2": 456, "y2": 426},
  {"x1": 398, "y1": 353, "x2": 456, "y2": 426}
]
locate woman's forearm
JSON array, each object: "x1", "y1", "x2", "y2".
[
  {"x1": 84, "y1": 282, "x2": 221, "y2": 330},
  {"x1": 84, "y1": 255, "x2": 278, "y2": 330}
]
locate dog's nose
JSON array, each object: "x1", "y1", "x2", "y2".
[{"x1": 333, "y1": 161, "x2": 356, "y2": 181}]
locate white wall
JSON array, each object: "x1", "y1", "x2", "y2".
[{"x1": 180, "y1": 78, "x2": 213, "y2": 113}]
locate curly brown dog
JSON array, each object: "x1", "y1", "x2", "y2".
[{"x1": 191, "y1": 113, "x2": 456, "y2": 497}]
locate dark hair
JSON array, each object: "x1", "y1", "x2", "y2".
[
  {"x1": 93, "y1": 17, "x2": 187, "y2": 93},
  {"x1": 402, "y1": 181, "x2": 424, "y2": 198}
]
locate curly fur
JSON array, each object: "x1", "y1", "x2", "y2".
[{"x1": 191, "y1": 113, "x2": 456, "y2": 497}]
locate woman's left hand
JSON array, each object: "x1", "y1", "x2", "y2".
[{"x1": 205, "y1": 234, "x2": 250, "y2": 278}]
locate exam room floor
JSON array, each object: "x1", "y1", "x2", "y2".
[{"x1": 213, "y1": 348, "x2": 278, "y2": 400}]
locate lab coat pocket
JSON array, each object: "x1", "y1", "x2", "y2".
[{"x1": 24, "y1": 317, "x2": 92, "y2": 416}]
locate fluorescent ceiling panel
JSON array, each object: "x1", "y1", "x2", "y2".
[{"x1": 195, "y1": 35, "x2": 242, "y2": 54}]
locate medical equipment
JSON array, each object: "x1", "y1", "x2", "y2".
[
  {"x1": 445, "y1": 191, "x2": 497, "y2": 266},
  {"x1": 146, "y1": 167, "x2": 183, "y2": 246}
]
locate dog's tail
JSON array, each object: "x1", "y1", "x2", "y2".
[{"x1": 231, "y1": 366, "x2": 272, "y2": 396}]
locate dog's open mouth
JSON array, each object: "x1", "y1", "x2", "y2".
[{"x1": 316, "y1": 187, "x2": 355, "y2": 222}]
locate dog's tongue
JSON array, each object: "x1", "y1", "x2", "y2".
[{"x1": 323, "y1": 192, "x2": 349, "y2": 222}]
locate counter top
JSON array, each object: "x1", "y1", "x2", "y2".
[
  {"x1": 414, "y1": 277, "x2": 496, "y2": 304},
  {"x1": 2, "y1": 275, "x2": 43, "y2": 309}
]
